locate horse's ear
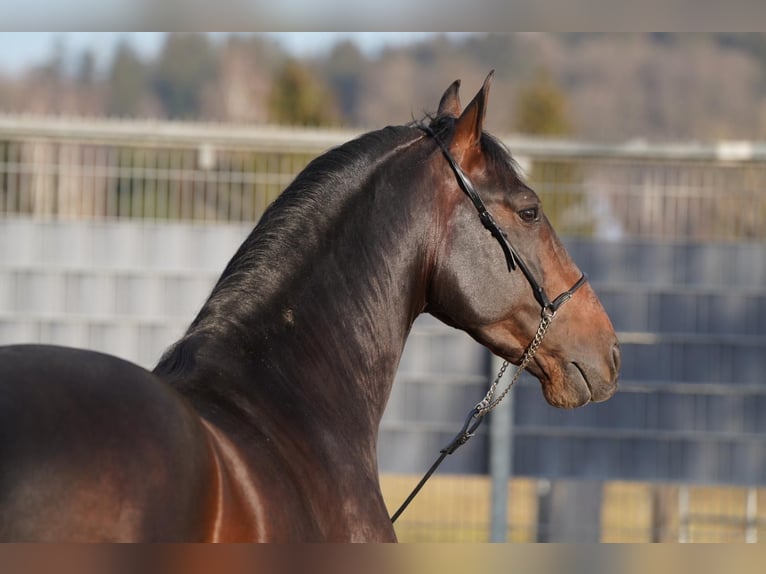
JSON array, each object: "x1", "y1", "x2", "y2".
[
  {"x1": 437, "y1": 79, "x2": 462, "y2": 117},
  {"x1": 451, "y1": 70, "x2": 494, "y2": 159}
]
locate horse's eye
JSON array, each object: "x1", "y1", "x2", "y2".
[{"x1": 518, "y1": 207, "x2": 539, "y2": 223}]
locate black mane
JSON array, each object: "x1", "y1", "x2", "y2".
[
  {"x1": 198, "y1": 124, "x2": 420, "y2": 321},
  {"x1": 154, "y1": 123, "x2": 423, "y2": 377}
]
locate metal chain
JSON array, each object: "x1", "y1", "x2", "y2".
[
  {"x1": 391, "y1": 308, "x2": 558, "y2": 524},
  {"x1": 475, "y1": 309, "x2": 556, "y2": 417}
]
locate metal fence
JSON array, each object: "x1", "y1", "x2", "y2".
[
  {"x1": 0, "y1": 116, "x2": 338, "y2": 223},
  {"x1": 1, "y1": 115, "x2": 765, "y2": 542},
  {"x1": 3, "y1": 115, "x2": 766, "y2": 241}
]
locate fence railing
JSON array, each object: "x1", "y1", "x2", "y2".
[{"x1": 2, "y1": 115, "x2": 766, "y2": 241}]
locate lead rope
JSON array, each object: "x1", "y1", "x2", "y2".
[{"x1": 390, "y1": 308, "x2": 556, "y2": 524}]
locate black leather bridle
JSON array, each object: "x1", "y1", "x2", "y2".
[
  {"x1": 390, "y1": 127, "x2": 589, "y2": 525},
  {"x1": 421, "y1": 125, "x2": 588, "y2": 316}
]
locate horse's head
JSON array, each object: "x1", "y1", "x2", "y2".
[{"x1": 425, "y1": 72, "x2": 620, "y2": 408}]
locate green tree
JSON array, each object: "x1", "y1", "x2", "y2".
[
  {"x1": 514, "y1": 69, "x2": 590, "y2": 236},
  {"x1": 324, "y1": 41, "x2": 365, "y2": 124},
  {"x1": 76, "y1": 50, "x2": 96, "y2": 86},
  {"x1": 40, "y1": 36, "x2": 67, "y2": 82},
  {"x1": 514, "y1": 68, "x2": 573, "y2": 137},
  {"x1": 268, "y1": 59, "x2": 338, "y2": 127},
  {"x1": 151, "y1": 33, "x2": 218, "y2": 119},
  {"x1": 108, "y1": 41, "x2": 148, "y2": 117}
]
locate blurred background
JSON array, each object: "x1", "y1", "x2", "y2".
[
  {"x1": 1, "y1": 32, "x2": 765, "y2": 542},
  {"x1": 2, "y1": 32, "x2": 766, "y2": 140}
]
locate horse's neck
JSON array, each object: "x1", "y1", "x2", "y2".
[{"x1": 159, "y1": 137, "x2": 432, "y2": 447}]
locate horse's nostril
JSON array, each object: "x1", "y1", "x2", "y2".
[{"x1": 611, "y1": 342, "x2": 622, "y2": 374}]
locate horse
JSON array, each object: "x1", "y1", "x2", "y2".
[{"x1": 0, "y1": 72, "x2": 620, "y2": 542}]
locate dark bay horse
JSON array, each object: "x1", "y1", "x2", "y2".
[{"x1": 0, "y1": 73, "x2": 619, "y2": 542}]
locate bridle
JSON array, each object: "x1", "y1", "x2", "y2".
[
  {"x1": 421, "y1": 125, "x2": 588, "y2": 315},
  {"x1": 390, "y1": 126, "x2": 588, "y2": 524}
]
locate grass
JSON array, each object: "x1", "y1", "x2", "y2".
[{"x1": 381, "y1": 474, "x2": 766, "y2": 543}]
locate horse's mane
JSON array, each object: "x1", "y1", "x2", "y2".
[
  {"x1": 154, "y1": 124, "x2": 424, "y2": 378},
  {"x1": 214, "y1": 124, "x2": 419, "y2": 292}
]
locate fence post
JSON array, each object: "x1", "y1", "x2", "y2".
[
  {"x1": 488, "y1": 353, "x2": 514, "y2": 542},
  {"x1": 651, "y1": 484, "x2": 679, "y2": 542},
  {"x1": 678, "y1": 485, "x2": 690, "y2": 542},
  {"x1": 746, "y1": 487, "x2": 758, "y2": 543}
]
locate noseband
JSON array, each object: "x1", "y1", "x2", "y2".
[{"x1": 390, "y1": 127, "x2": 588, "y2": 524}]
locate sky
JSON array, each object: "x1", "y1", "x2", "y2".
[{"x1": 0, "y1": 32, "x2": 474, "y2": 76}]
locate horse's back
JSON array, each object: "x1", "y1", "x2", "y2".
[{"x1": 0, "y1": 345, "x2": 217, "y2": 541}]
